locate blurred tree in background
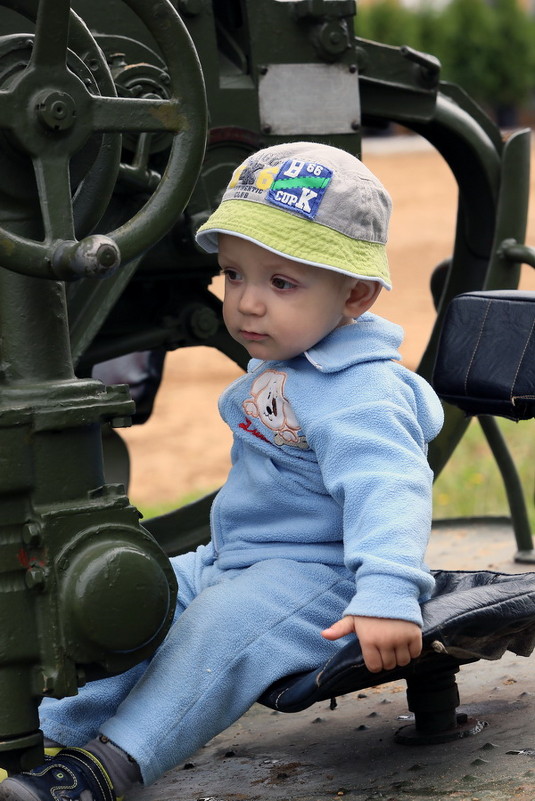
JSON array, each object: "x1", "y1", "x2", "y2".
[
  {"x1": 411, "y1": 3, "x2": 444, "y2": 60},
  {"x1": 354, "y1": 0, "x2": 419, "y2": 44},
  {"x1": 486, "y1": 0, "x2": 535, "y2": 125},
  {"x1": 438, "y1": 0, "x2": 495, "y2": 104},
  {"x1": 355, "y1": 0, "x2": 535, "y2": 125}
]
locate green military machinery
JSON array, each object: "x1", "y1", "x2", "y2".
[{"x1": 0, "y1": 0, "x2": 533, "y2": 775}]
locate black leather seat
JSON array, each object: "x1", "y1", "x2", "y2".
[
  {"x1": 433, "y1": 290, "x2": 535, "y2": 421},
  {"x1": 260, "y1": 569, "x2": 535, "y2": 716}
]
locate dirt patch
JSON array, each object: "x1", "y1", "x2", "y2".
[{"x1": 121, "y1": 141, "x2": 535, "y2": 512}]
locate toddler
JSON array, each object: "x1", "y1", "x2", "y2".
[{"x1": 0, "y1": 141, "x2": 443, "y2": 801}]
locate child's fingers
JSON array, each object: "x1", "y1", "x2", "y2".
[
  {"x1": 408, "y1": 635, "x2": 423, "y2": 660},
  {"x1": 364, "y1": 640, "x2": 421, "y2": 673},
  {"x1": 323, "y1": 617, "x2": 423, "y2": 673},
  {"x1": 363, "y1": 644, "x2": 411, "y2": 673},
  {"x1": 393, "y1": 643, "x2": 412, "y2": 667},
  {"x1": 361, "y1": 643, "x2": 387, "y2": 673},
  {"x1": 321, "y1": 616, "x2": 354, "y2": 640}
]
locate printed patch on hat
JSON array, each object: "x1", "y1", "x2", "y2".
[{"x1": 266, "y1": 159, "x2": 332, "y2": 220}]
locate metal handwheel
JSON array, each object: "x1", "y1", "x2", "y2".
[{"x1": 0, "y1": 0, "x2": 206, "y2": 280}]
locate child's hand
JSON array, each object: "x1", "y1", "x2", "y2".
[{"x1": 321, "y1": 615, "x2": 422, "y2": 673}]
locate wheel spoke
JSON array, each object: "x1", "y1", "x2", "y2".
[
  {"x1": 0, "y1": 91, "x2": 15, "y2": 130},
  {"x1": 33, "y1": 155, "x2": 75, "y2": 242},
  {"x1": 31, "y1": 0, "x2": 71, "y2": 69},
  {"x1": 91, "y1": 96, "x2": 185, "y2": 134}
]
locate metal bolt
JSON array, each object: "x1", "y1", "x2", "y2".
[
  {"x1": 36, "y1": 91, "x2": 76, "y2": 131},
  {"x1": 57, "y1": 556, "x2": 69, "y2": 572},
  {"x1": 188, "y1": 306, "x2": 218, "y2": 339},
  {"x1": 259, "y1": 65, "x2": 268, "y2": 75},
  {"x1": 25, "y1": 567, "x2": 46, "y2": 591},
  {"x1": 22, "y1": 522, "x2": 43, "y2": 549},
  {"x1": 262, "y1": 124, "x2": 272, "y2": 135},
  {"x1": 350, "y1": 120, "x2": 360, "y2": 131},
  {"x1": 97, "y1": 244, "x2": 119, "y2": 268},
  {"x1": 349, "y1": 63, "x2": 357, "y2": 74},
  {"x1": 51, "y1": 101, "x2": 67, "y2": 119}
]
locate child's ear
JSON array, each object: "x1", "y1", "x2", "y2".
[{"x1": 343, "y1": 280, "x2": 382, "y2": 318}]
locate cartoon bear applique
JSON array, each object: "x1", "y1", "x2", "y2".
[{"x1": 242, "y1": 370, "x2": 309, "y2": 449}]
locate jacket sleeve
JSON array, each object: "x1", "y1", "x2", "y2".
[{"x1": 305, "y1": 378, "x2": 443, "y2": 626}]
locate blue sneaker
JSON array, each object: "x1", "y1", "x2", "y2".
[
  {"x1": 0, "y1": 748, "x2": 115, "y2": 801},
  {"x1": 0, "y1": 750, "x2": 61, "y2": 786}
]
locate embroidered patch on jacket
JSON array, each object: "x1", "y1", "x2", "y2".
[
  {"x1": 242, "y1": 369, "x2": 309, "y2": 449},
  {"x1": 266, "y1": 160, "x2": 332, "y2": 220},
  {"x1": 239, "y1": 417, "x2": 270, "y2": 443}
]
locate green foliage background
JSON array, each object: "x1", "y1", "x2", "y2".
[{"x1": 355, "y1": 0, "x2": 535, "y2": 120}]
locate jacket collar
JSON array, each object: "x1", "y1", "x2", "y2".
[
  {"x1": 248, "y1": 313, "x2": 403, "y2": 374},
  {"x1": 303, "y1": 313, "x2": 403, "y2": 372}
]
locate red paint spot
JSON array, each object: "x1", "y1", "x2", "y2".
[{"x1": 17, "y1": 549, "x2": 46, "y2": 569}]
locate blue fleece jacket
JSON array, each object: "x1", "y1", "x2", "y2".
[{"x1": 209, "y1": 313, "x2": 444, "y2": 626}]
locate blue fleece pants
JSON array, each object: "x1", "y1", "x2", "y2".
[{"x1": 39, "y1": 546, "x2": 356, "y2": 786}]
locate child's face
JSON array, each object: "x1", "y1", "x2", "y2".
[{"x1": 218, "y1": 234, "x2": 357, "y2": 361}]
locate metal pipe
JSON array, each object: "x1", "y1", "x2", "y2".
[
  {"x1": 478, "y1": 415, "x2": 534, "y2": 560},
  {"x1": 0, "y1": 270, "x2": 73, "y2": 385}
]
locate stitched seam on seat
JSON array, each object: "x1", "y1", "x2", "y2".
[
  {"x1": 273, "y1": 685, "x2": 292, "y2": 708},
  {"x1": 273, "y1": 647, "x2": 340, "y2": 708},
  {"x1": 316, "y1": 650, "x2": 345, "y2": 685},
  {"x1": 464, "y1": 300, "x2": 491, "y2": 395},
  {"x1": 511, "y1": 316, "x2": 535, "y2": 403}
]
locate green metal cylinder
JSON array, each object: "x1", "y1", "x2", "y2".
[{"x1": 0, "y1": 272, "x2": 73, "y2": 385}]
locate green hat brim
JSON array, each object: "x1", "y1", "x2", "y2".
[{"x1": 196, "y1": 200, "x2": 392, "y2": 290}]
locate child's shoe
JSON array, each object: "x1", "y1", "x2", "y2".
[
  {"x1": 0, "y1": 748, "x2": 115, "y2": 801},
  {"x1": 0, "y1": 750, "x2": 61, "y2": 786}
]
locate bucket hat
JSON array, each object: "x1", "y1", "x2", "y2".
[{"x1": 196, "y1": 141, "x2": 392, "y2": 289}]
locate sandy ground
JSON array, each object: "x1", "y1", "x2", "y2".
[{"x1": 120, "y1": 137, "x2": 535, "y2": 513}]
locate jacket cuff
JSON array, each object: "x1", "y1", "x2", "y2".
[{"x1": 342, "y1": 573, "x2": 427, "y2": 626}]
